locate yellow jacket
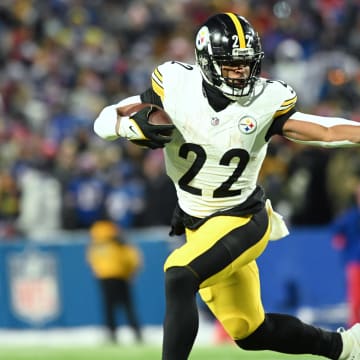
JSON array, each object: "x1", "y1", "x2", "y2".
[{"x1": 87, "y1": 221, "x2": 142, "y2": 280}]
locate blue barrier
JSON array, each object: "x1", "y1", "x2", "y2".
[
  {"x1": 0, "y1": 226, "x2": 346, "y2": 329},
  {"x1": 258, "y1": 226, "x2": 346, "y2": 311}
]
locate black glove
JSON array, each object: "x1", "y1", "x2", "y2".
[{"x1": 129, "y1": 106, "x2": 175, "y2": 149}]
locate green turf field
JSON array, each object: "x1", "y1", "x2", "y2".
[{"x1": 0, "y1": 344, "x2": 326, "y2": 360}]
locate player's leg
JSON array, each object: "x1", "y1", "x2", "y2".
[
  {"x1": 200, "y1": 262, "x2": 343, "y2": 359},
  {"x1": 99, "y1": 278, "x2": 118, "y2": 342},
  {"x1": 162, "y1": 266, "x2": 201, "y2": 360},
  {"x1": 236, "y1": 313, "x2": 342, "y2": 359},
  {"x1": 121, "y1": 280, "x2": 143, "y2": 342},
  {"x1": 162, "y1": 207, "x2": 270, "y2": 360},
  {"x1": 199, "y1": 261, "x2": 265, "y2": 340}
]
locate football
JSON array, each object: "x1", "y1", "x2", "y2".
[{"x1": 117, "y1": 103, "x2": 173, "y2": 126}]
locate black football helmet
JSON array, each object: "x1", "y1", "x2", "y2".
[{"x1": 195, "y1": 13, "x2": 264, "y2": 98}]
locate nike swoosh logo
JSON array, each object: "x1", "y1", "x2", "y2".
[{"x1": 129, "y1": 125, "x2": 138, "y2": 135}]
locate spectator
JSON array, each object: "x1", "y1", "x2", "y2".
[
  {"x1": 285, "y1": 145, "x2": 333, "y2": 226},
  {"x1": 86, "y1": 220, "x2": 143, "y2": 343},
  {"x1": 0, "y1": 169, "x2": 20, "y2": 238},
  {"x1": 105, "y1": 163, "x2": 145, "y2": 229},
  {"x1": 63, "y1": 152, "x2": 108, "y2": 229},
  {"x1": 15, "y1": 152, "x2": 62, "y2": 240},
  {"x1": 327, "y1": 147, "x2": 360, "y2": 215},
  {"x1": 134, "y1": 149, "x2": 177, "y2": 228}
]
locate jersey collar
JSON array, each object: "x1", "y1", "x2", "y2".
[{"x1": 202, "y1": 80, "x2": 233, "y2": 112}]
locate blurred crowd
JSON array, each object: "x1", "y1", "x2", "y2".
[{"x1": 0, "y1": 0, "x2": 359, "y2": 241}]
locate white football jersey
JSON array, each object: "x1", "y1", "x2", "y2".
[{"x1": 151, "y1": 61, "x2": 297, "y2": 218}]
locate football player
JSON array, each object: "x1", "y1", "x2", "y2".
[{"x1": 94, "y1": 12, "x2": 360, "y2": 360}]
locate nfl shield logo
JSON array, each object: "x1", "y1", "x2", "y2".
[
  {"x1": 211, "y1": 117, "x2": 219, "y2": 126},
  {"x1": 8, "y1": 248, "x2": 61, "y2": 325}
]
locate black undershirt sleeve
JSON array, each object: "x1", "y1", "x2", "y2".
[
  {"x1": 265, "y1": 107, "x2": 297, "y2": 141},
  {"x1": 140, "y1": 88, "x2": 163, "y2": 108}
]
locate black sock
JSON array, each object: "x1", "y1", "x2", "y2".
[
  {"x1": 235, "y1": 313, "x2": 342, "y2": 360},
  {"x1": 162, "y1": 267, "x2": 200, "y2": 360}
]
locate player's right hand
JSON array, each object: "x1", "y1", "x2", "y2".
[{"x1": 127, "y1": 106, "x2": 174, "y2": 148}]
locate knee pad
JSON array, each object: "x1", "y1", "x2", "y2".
[{"x1": 165, "y1": 266, "x2": 200, "y2": 297}]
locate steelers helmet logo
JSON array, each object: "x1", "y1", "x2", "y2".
[
  {"x1": 195, "y1": 26, "x2": 210, "y2": 51},
  {"x1": 238, "y1": 116, "x2": 257, "y2": 134}
]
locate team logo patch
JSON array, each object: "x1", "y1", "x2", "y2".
[
  {"x1": 195, "y1": 26, "x2": 209, "y2": 50},
  {"x1": 238, "y1": 116, "x2": 257, "y2": 134}
]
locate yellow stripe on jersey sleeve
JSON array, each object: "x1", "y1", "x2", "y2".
[
  {"x1": 281, "y1": 94, "x2": 297, "y2": 107},
  {"x1": 151, "y1": 67, "x2": 164, "y2": 101},
  {"x1": 274, "y1": 94, "x2": 297, "y2": 118}
]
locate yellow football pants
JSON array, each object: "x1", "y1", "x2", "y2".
[{"x1": 164, "y1": 209, "x2": 271, "y2": 339}]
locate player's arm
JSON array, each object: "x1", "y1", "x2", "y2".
[
  {"x1": 282, "y1": 112, "x2": 360, "y2": 147},
  {"x1": 93, "y1": 89, "x2": 173, "y2": 149},
  {"x1": 94, "y1": 95, "x2": 141, "y2": 141}
]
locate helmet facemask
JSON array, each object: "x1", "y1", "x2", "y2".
[{"x1": 214, "y1": 48, "x2": 263, "y2": 97}]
